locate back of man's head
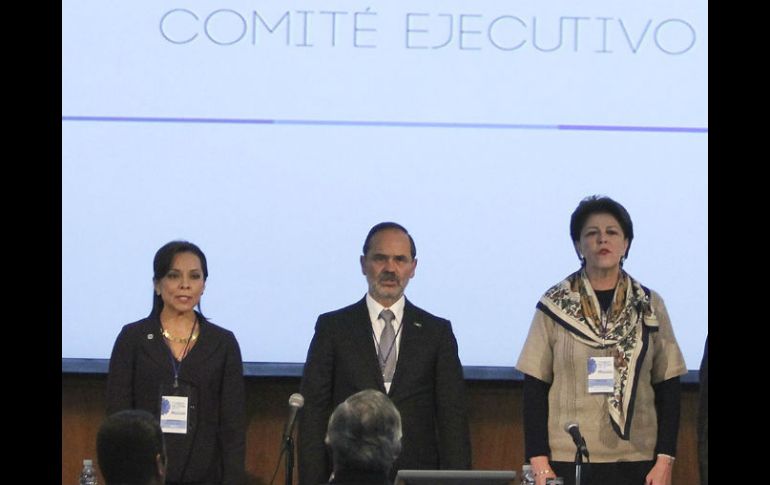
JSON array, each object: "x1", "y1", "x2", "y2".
[
  {"x1": 325, "y1": 389, "x2": 402, "y2": 474},
  {"x1": 97, "y1": 409, "x2": 166, "y2": 485}
]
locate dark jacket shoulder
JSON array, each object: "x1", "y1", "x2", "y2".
[
  {"x1": 316, "y1": 297, "x2": 451, "y2": 328},
  {"x1": 408, "y1": 302, "x2": 451, "y2": 326},
  {"x1": 120, "y1": 314, "x2": 236, "y2": 339}
]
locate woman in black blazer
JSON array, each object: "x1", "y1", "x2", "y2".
[{"x1": 106, "y1": 240, "x2": 246, "y2": 485}]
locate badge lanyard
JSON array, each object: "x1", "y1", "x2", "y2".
[
  {"x1": 162, "y1": 322, "x2": 197, "y2": 388},
  {"x1": 371, "y1": 319, "x2": 403, "y2": 372}
]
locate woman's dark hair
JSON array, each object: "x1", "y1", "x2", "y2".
[
  {"x1": 150, "y1": 240, "x2": 208, "y2": 317},
  {"x1": 570, "y1": 195, "x2": 634, "y2": 258}
]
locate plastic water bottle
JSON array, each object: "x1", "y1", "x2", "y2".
[
  {"x1": 79, "y1": 459, "x2": 98, "y2": 485},
  {"x1": 521, "y1": 463, "x2": 535, "y2": 485}
]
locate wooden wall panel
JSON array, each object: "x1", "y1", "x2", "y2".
[{"x1": 62, "y1": 375, "x2": 701, "y2": 485}]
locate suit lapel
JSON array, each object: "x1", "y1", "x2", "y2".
[
  {"x1": 388, "y1": 299, "x2": 420, "y2": 395},
  {"x1": 173, "y1": 319, "x2": 219, "y2": 373},
  {"x1": 140, "y1": 318, "x2": 176, "y2": 372},
  {"x1": 349, "y1": 298, "x2": 387, "y2": 393}
]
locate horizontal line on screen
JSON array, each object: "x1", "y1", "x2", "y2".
[{"x1": 62, "y1": 115, "x2": 708, "y2": 134}]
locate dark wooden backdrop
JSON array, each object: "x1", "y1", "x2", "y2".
[{"x1": 62, "y1": 374, "x2": 701, "y2": 485}]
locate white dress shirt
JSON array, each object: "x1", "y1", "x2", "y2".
[{"x1": 365, "y1": 293, "x2": 405, "y2": 393}]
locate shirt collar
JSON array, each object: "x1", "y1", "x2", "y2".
[{"x1": 365, "y1": 293, "x2": 406, "y2": 324}]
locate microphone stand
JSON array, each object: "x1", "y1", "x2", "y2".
[
  {"x1": 574, "y1": 437, "x2": 588, "y2": 485},
  {"x1": 284, "y1": 434, "x2": 295, "y2": 485}
]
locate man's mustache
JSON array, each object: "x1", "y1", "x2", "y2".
[{"x1": 379, "y1": 273, "x2": 398, "y2": 282}]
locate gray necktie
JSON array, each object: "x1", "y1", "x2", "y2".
[{"x1": 378, "y1": 309, "x2": 397, "y2": 383}]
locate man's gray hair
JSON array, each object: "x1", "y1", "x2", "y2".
[{"x1": 325, "y1": 389, "x2": 403, "y2": 473}]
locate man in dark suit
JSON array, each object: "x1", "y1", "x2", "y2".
[{"x1": 298, "y1": 222, "x2": 472, "y2": 485}]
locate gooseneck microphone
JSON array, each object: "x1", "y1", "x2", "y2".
[
  {"x1": 283, "y1": 393, "x2": 305, "y2": 441},
  {"x1": 564, "y1": 422, "x2": 589, "y2": 459},
  {"x1": 271, "y1": 393, "x2": 304, "y2": 485}
]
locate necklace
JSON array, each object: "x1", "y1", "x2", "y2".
[{"x1": 161, "y1": 319, "x2": 199, "y2": 344}]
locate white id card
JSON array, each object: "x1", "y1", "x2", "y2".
[
  {"x1": 587, "y1": 357, "x2": 614, "y2": 393},
  {"x1": 160, "y1": 395, "x2": 189, "y2": 434}
]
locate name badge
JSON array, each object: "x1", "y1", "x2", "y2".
[
  {"x1": 587, "y1": 356, "x2": 614, "y2": 393},
  {"x1": 160, "y1": 395, "x2": 189, "y2": 434}
]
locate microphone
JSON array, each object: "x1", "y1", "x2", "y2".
[
  {"x1": 564, "y1": 422, "x2": 589, "y2": 458},
  {"x1": 283, "y1": 393, "x2": 305, "y2": 441}
]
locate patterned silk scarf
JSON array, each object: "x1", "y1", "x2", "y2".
[{"x1": 537, "y1": 269, "x2": 658, "y2": 439}]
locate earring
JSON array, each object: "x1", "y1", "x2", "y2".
[{"x1": 620, "y1": 256, "x2": 626, "y2": 266}]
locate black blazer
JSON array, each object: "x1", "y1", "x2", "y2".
[
  {"x1": 298, "y1": 297, "x2": 472, "y2": 485},
  {"x1": 106, "y1": 314, "x2": 246, "y2": 485}
]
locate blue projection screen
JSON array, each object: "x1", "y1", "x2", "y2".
[{"x1": 62, "y1": 1, "x2": 708, "y2": 374}]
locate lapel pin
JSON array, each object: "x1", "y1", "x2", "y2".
[
  {"x1": 147, "y1": 334, "x2": 154, "y2": 339},
  {"x1": 414, "y1": 322, "x2": 422, "y2": 328}
]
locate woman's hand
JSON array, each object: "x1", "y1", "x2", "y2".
[
  {"x1": 530, "y1": 455, "x2": 557, "y2": 485},
  {"x1": 645, "y1": 454, "x2": 674, "y2": 485}
]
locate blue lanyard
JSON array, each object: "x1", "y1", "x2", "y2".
[{"x1": 161, "y1": 322, "x2": 197, "y2": 388}]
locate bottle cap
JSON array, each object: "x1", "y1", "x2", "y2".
[{"x1": 83, "y1": 459, "x2": 93, "y2": 466}]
